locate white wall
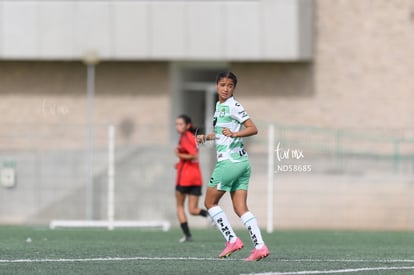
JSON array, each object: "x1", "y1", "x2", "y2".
[{"x1": 0, "y1": 0, "x2": 313, "y2": 61}]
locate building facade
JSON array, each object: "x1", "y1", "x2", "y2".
[{"x1": 0, "y1": 0, "x2": 413, "y2": 229}]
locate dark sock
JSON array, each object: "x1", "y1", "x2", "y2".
[
  {"x1": 180, "y1": 222, "x2": 191, "y2": 237},
  {"x1": 199, "y1": 209, "x2": 208, "y2": 217}
]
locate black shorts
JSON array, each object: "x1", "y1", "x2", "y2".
[{"x1": 176, "y1": 185, "x2": 202, "y2": 196}]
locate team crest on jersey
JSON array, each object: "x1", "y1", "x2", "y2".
[{"x1": 219, "y1": 108, "x2": 226, "y2": 117}]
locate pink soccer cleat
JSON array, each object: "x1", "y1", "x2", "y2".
[
  {"x1": 244, "y1": 244, "x2": 270, "y2": 261},
  {"x1": 218, "y1": 237, "x2": 244, "y2": 258}
]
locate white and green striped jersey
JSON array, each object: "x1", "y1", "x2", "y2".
[{"x1": 213, "y1": 96, "x2": 250, "y2": 163}]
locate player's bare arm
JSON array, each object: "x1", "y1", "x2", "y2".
[
  {"x1": 222, "y1": 119, "x2": 258, "y2": 138},
  {"x1": 196, "y1": 133, "x2": 215, "y2": 144}
]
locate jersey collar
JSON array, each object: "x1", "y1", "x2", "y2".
[{"x1": 219, "y1": 96, "x2": 235, "y2": 105}]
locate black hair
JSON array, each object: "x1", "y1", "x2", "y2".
[
  {"x1": 216, "y1": 71, "x2": 238, "y2": 87},
  {"x1": 177, "y1": 114, "x2": 197, "y2": 134}
]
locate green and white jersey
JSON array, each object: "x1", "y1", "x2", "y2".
[{"x1": 213, "y1": 96, "x2": 249, "y2": 163}]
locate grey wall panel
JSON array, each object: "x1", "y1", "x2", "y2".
[{"x1": 0, "y1": 0, "x2": 313, "y2": 61}]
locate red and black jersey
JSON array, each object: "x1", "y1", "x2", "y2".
[{"x1": 176, "y1": 131, "x2": 203, "y2": 187}]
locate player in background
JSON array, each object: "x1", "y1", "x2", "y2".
[
  {"x1": 197, "y1": 72, "x2": 270, "y2": 261},
  {"x1": 175, "y1": 114, "x2": 209, "y2": 243}
]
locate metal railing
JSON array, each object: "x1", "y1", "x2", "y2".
[{"x1": 255, "y1": 122, "x2": 414, "y2": 176}]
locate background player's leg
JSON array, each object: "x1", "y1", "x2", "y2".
[
  {"x1": 176, "y1": 191, "x2": 192, "y2": 242},
  {"x1": 188, "y1": 195, "x2": 208, "y2": 217},
  {"x1": 176, "y1": 190, "x2": 187, "y2": 223}
]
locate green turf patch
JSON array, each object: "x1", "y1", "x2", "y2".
[{"x1": 1, "y1": 226, "x2": 414, "y2": 274}]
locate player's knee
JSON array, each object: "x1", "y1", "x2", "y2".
[{"x1": 189, "y1": 208, "x2": 199, "y2": 215}]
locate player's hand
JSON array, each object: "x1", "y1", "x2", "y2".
[
  {"x1": 174, "y1": 148, "x2": 180, "y2": 157},
  {"x1": 196, "y1": 135, "x2": 205, "y2": 144},
  {"x1": 222, "y1": 128, "x2": 234, "y2": 137}
]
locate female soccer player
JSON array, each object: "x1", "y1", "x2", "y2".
[
  {"x1": 197, "y1": 72, "x2": 269, "y2": 261},
  {"x1": 175, "y1": 114, "x2": 208, "y2": 243}
]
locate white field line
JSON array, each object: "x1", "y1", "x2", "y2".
[
  {"x1": 0, "y1": 257, "x2": 414, "y2": 264},
  {"x1": 243, "y1": 266, "x2": 414, "y2": 275},
  {"x1": 3, "y1": 256, "x2": 414, "y2": 274},
  {"x1": 278, "y1": 258, "x2": 414, "y2": 263}
]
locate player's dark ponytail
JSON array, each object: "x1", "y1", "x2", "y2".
[{"x1": 177, "y1": 114, "x2": 197, "y2": 135}]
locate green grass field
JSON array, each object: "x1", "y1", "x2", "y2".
[{"x1": 1, "y1": 226, "x2": 414, "y2": 275}]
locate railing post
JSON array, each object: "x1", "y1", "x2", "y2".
[{"x1": 267, "y1": 124, "x2": 275, "y2": 233}]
